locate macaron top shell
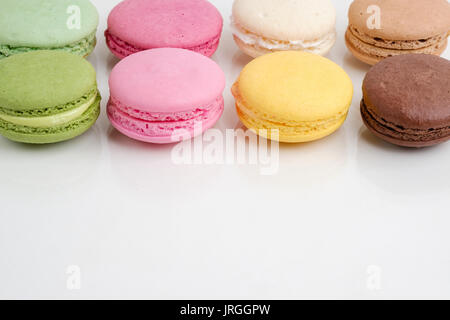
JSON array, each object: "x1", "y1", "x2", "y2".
[
  {"x1": 0, "y1": 0, "x2": 99, "y2": 47},
  {"x1": 349, "y1": 0, "x2": 450, "y2": 40},
  {"x1": 363, "y1": 54, "x2": 450, "y2": 130},
  {"x1": 0, "y1": 51, "x2": 96, "y2": 111},
  {"x1": 107, "y1": 0, "x2": 223, "y2": 49},
  {"x1": 236, "y1": 51, "x2": 353, "y2": 122},
  {"x1": 232, "y1": 0, "x2": 336, "y2": 41},
  {"x1": 109, "y1": 48, "x2": 225, "y2": 112}
]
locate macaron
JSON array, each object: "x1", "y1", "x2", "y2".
[
  {"x1": 231, "y1": 51, "x2": 353, "y2": 143},
  {"x1": 231, "y1": 0, "x2": 336, "y2": 58},
  {"x1": 105, "y1": 0, "x2": 223, "y2": 59},
  {"x1": 346, "y1": 0, "x2": 450, "y2": 65},
  {"x1": 0, "y1": 0, "x2": 99, "y2": 59},
  {"x1": 0, "y1": 51, "x2": 101, "y2": 144},
  {"x1": 107, "y1": 48, "x2": 225, "y2": 144},
  {"x1": 361, "y1": 54, "x2": 450, "y2": 148}
]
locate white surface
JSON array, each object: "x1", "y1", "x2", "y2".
[{"x1": 1, "y1": 0, "x2": 450, "y2": 300}]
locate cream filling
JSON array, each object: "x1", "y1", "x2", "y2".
[
  {"x1": 0, "y1": 94, "x2": 96, "y2": 128},
  {"x1": 231, "y1": 18, "x2": 335, "y2": 53}
]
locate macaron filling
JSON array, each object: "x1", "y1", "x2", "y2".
[
  {"x1": 0, "y1": 88, "x2": 98, "y2": 118},
  {"x1": 105, "y1": 30, "x2": 220, "y2": 59},
  {"x1": 231, "y1": 19, "x2": 336, "y2": 54},
  {"x1": 0, "y1": 31, "x2": 97, "y2": 59},
  {"x1": 107, "y1": 95, "x2": 224, "y2": 137},
  {"x1": 0, "y1": 93, "x2": 97, "y2": 128},
  {"x1": 0, "y1": 94, "x2": 100, "y2": 135}
]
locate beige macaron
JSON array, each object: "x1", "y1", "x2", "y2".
[
  {"x1": 231, "y1": 0, "x2": 337, "y2": 58},
  {"x1": 346, "y1": 0, "x2": 450, "y2": 65}
]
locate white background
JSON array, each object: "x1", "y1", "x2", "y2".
[{"x1": 1, "y1": 0, "x2": 450, "y2": 300}]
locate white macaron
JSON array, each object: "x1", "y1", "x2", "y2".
[{"x1": 231, "y1": 0, "x2": 337, "y2": 58}]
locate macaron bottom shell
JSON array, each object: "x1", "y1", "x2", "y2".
[
  {"x1": 236, "y1": 103, "x2": 348, "y2": 143},
  {"x1": 0, "y1": 95, "x2": 100, "y2": 144},
  {"x1": 360, "y1": 100, "x2": 450, "y2": 148},
  {"x1": 0, "y1": 32, "x2": 97, "y2": 60},
  {"x1": 105, "y1": 30, "x2": 221, "y2": 59},
  {"x1": 345, "y1": 29, "x2": 448, "y2": 66},
  {"x1": 107, "y1": 96, "x2": 224, "y2": 144}
]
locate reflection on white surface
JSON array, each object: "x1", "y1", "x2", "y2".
[
  {"x1": 1, "y1": 125, "x2": 102, "y2": 187},
  {"x1": 357, "y1": 127, "x2": 450, "y2": 195},
  {"x1": 0, "y1": 0, "x2": 450, "y2": 300}
]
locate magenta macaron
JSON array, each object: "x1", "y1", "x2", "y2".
[
  {"x1": 107, "y1": 48, "x2": 225, "y2": 144},
  {"x1": 105, "y1": 0, "x2": 223, "y2": 59}
]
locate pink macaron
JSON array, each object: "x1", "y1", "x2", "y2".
[
  {"x1": 107, "y1": 48, "x2": 225, "y2": 144},
  {"x1": 105, "y1": 0, "x2": 223, "y2": 59}
]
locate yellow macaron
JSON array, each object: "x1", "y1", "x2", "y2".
[{"x1": 232, "y1": 51, "x2": 353, "y2": 143}]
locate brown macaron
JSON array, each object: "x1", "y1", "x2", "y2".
[
  {"x1": 346, "y1": 0, "x2": 450, "y2": 65},
  {"x1": 361, "y1": 54, "x2": 450, "y2": 148}
]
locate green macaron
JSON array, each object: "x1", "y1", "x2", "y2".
[
  {"x1": 0, "y1": 51, "x2": 101, "y2": 144},
  {"x1": 0, "y1": 0, "x2": 99, "y2": 59}
]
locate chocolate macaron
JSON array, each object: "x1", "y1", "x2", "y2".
[
  {"x1": 346, "y1": 0, "x2": 450, "y2": 65},
  {"x1": 361, "y1": 54, "x2": 450, "y2": 148}
]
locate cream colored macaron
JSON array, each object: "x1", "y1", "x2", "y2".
[{"x1": 231, "y1": 0, "x2": 336, "y2": 58}]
